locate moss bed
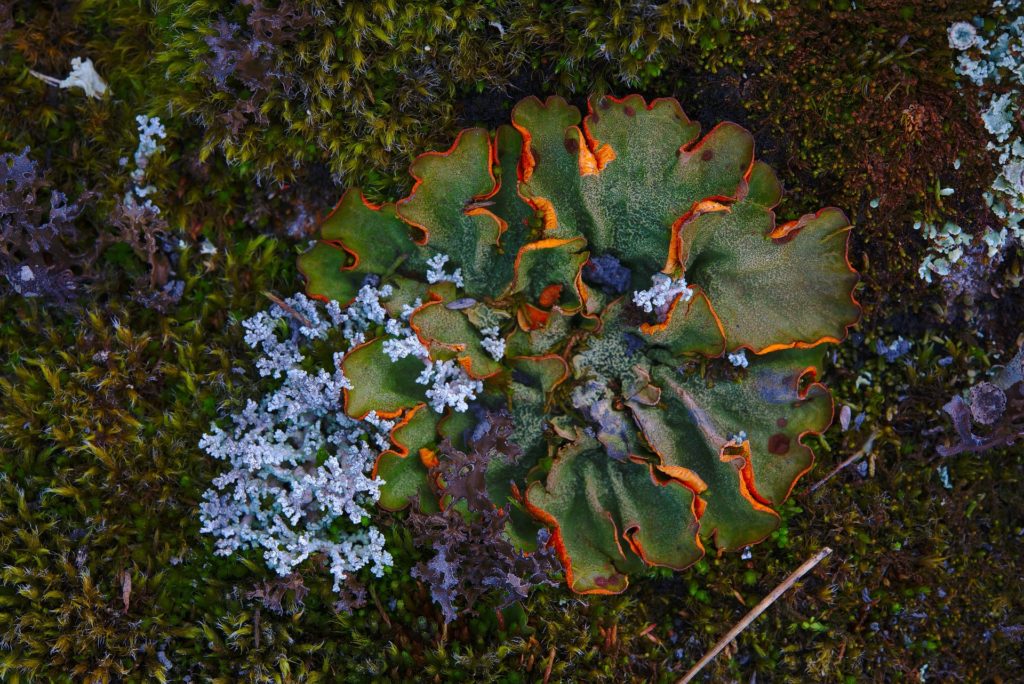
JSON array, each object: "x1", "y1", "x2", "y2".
[{"x1": 0, "y1": 0, "x2": 1021, "y2": 681}]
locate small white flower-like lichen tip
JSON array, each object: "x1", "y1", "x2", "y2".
[
  {"x1": 632, "y1": 273, "x2": 693, "y2": 313},
  {"x1": 728, "y1": 350, "x2": 749, "y2": 368},
  {"x1": 480, "y1": 326, "x2": 506, "y2": 361},
  {"x1": 425, "y1": 253, "x2": 465, "y2": 288}
]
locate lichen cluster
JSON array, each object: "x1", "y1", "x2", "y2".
[
  {"x1": 942, "y1": 2, "x2": 1024, "y2": 276},
  {"x1": 296, "y1": 93, "x2": 860, "y2": 595}
]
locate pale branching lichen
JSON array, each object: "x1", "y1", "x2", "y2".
[
  {"x1": 728, "y1": 350, "x2": 749, "y2": 368},
  {"x1": 123, "y1": 115, "x2": 167, "y2": 213},
  {"x1": 200, "y1": 293, "x2": 393, "y2": 591},
  {"x1": 632, "y1": 273, "x2": 693, "y2": 316},
  {"x1": 425, "y1": 253, "x2": 464, "y2": 288},
  {"x1": 417, "y1": 360, "x2": 483, "y2": 413},
  {"x1": 943, "y1": 1, "x2": 1024, "y2": 280},
  {"x1": 480, "y1": 326, "x2": 506, "y2": 361}
]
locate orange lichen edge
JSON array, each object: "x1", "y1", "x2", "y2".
[
  {"x1": 721, "y1": 441, "x2": 776, "y2": 510},
  {"x1": 528, "y1": 196, "x2": 559, "y2": 232},
  {"x1": 669, "y1": 201, "x2": 860, "y2": 357},
  {"x1": 642, "y1": 464, "x2": 709, "y2": 567},
  {"x1": 578, "y1": 138, "x2": 616, "y2": 177},
  {"x1": 465, "y1": 206, "x2": 509, "y2": 245},
  {"x1": 395, "y1": 127, "x2": 502, "y2": 247},
  {"x1": 581, "y1": 94, "x2": 697, "y2": 179},
  {"x1": 322, "y1": 186, "x2": 386, "y2": 224},
  {"x1": 518, "y1": 303, "x2": 549, "y2": 330},
  {"x1": 631, "y1": 390, "x2": 780, "y2": 554},
  {"x1": 623, "y1": 489, "x2": 706, "y2": 571},
  {"x1": 482, "y1": 131, "x2": 511, "y2": 242},
  {"x1": 661, "y1": 117, "x2": 768, "y2": 273},
  {"x1": 527, "y1": 459, "x2": 708, "y2": 594},
  {"x1": 510, "y1": 95, "x2": 583, "y2": 184},
  {"x1": 576, "y1": 116, "x2": 615, "y2": 177},
  {"x1": 523, "y1": 489, "x2": 627, "y2": 595},
  {"x1": 656, "y1": 464, "x2": 710, "y2": 520},
  {"x1": 419, "y1": 447, "x2": 439, "y2": 469},
  {"x1": 588, "y1": 93, "x2": 695, "y2": 119},
  {"x1": 679, "y1": 119, "x2": 755, "y2": 161},
  {"x1": 297, "y1": 240, "x2": 356, "y2": 308},
  {"x1": 300, "y1": 188, "x2": 391, "y2": 306},
  {"x1": 388, "y1": 403, "x2": 428, "y2": 458},
  {"x1": 509, "y1": 96, "x2": 584, "y2": 232}
]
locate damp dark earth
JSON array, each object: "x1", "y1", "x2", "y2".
[{"x1": 0, "y1": 1, "x2": 1021, "y2": 682}]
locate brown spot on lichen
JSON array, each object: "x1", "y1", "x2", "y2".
[
  {"x1": 701, "y1": 150, "x2": 715, "y2": 161},
  {"x1": 564, "y1": 137, "x2": 579, "y2": 154},
  {"x1": 624, "y1": 105, "x2": 636, "y2": 117},
  {"x1": 594, "y1": 573, "x2": 624, "y2": 588},
  {"x1": 777, "y1": 417, "x2": 788, "y2": 428},
  {"x1": 768, "y1": 433, "x2": 791, "y2": 454}
]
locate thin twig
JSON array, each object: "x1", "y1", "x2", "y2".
[
  {"x1": 28, "y1": 70, "x2": 62, "y2": 87},
  {"x1": 542, "y1": 646, "x2": 556, "y2": 684},
  {"x1": 367, "y1": 584, "x2": 391, "y2": 629},
  {"x1": 676, "y1": 547, "x2": 833, "y2": 684},
  {"x1": 262, "y1": 291, "x2": 314, "y2": 327},
  {"x1": 808, "y1": 430, "x2": 879, "y2": 494}
]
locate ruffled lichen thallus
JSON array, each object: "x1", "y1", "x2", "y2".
[{"x1": 299, "y1": 95, "x2": 860, "y2": 594}]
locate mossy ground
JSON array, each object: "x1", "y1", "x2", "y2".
[{"x1": 1, "y1": 0, "x2": 1021, "y2": 681}]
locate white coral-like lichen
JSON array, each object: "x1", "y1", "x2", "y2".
[
  {"x1": 632, "y1": 273, "x2": 693, "y2": 314},
  {"x1": 425, "y1": 253, "x2": 465, "y2": 288},
  {"x1": 382, "y1": 331, "x2": 430, "y2": 361},
  {"x1": 199, "y1": 293, "x2": 394, "y2": 591},
  {"x1": 480, "y1": 326, "x2": 506, "y2": 361},
  {"x1": 728, "y1": 350, "x2": 749, "y2": 368},
  {"x1": 339, "y1": 280, "x2": 393, "y2": 345},
  {"x1": 120, "y1": 114, "x2": 167, "y2": 213},
  {"x1": 416, "y1": 359, "x2": 483, "y2": 413}
]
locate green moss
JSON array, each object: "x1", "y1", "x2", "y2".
[{"x1": 151, "y1": 0, "x2": 768, "y2": 189}]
